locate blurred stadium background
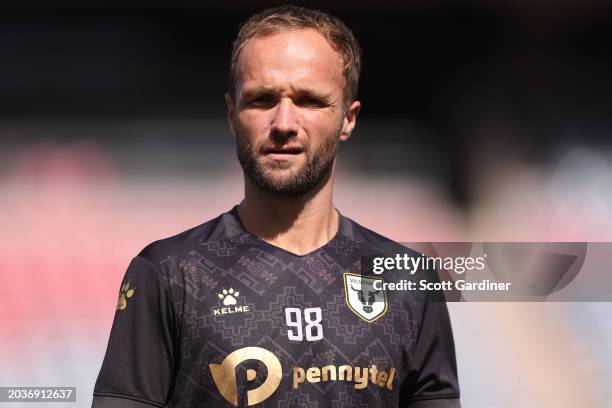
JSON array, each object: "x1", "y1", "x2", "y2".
[{"x1": 1, "y1": 1, "x2": 612, "y2": 407}]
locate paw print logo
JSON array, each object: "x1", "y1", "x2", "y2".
[
  {"x1": 117, "y1": 281, "x2": 135, "y2": 311},
  {"x1": 218, "y1": 288, "x2": 239, "y2": 306}
]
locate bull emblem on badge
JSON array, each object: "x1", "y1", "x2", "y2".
[
  {"x1": 351, "y1": 285, "x2": 380, "y2": 313},
  {"x1": 344, "y1": 273, "x2": 388, "y2": 323}
]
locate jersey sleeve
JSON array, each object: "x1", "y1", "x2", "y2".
[
  {"x1": 400, "y1": 301, "x2": 461, "y2": 407},
  {"x1": 92, "y1": 256, "x2": 177, "y2": 408}
]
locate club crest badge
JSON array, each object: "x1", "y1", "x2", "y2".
[{"x1": 343, "y1": 273, "x2": 388, "y2": 323}]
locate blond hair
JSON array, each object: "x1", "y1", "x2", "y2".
[{"x1": 229, "y1": 5, "x2": 361, "y2": 106}]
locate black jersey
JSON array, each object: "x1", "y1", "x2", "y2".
[{"x1": 92, "y1": 207, "x2": 460, "y2": 408}]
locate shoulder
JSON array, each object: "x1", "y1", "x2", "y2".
[
  {"x1": 136, "y1": 210, "x2": 239, "y2": 267},
  {"x1": 341, "y1": 214, "x2": 438, "y2": 290},
  {"x1": 339, "y1": 214, "x2": 418, "y2": 255}
]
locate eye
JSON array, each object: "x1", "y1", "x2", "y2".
[
  {"x1": 245, "y1": 94, "x2": 277, "y2": 109},
  {"x1": 295, "y1": 96, "x2": 326, "y2": 108}
]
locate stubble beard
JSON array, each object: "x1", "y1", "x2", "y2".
[{"x1": 235, "y1": 124, "x2": 342, "y2": 197}]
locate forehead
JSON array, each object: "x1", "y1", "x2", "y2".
[{"x1": 235, "y1": 28, "x2": 345, "y2": 94}]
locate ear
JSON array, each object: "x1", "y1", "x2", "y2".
[
  {"x1": 339, "y1": 100, "x2": 361, "y2": 142},
  {"x1": 225, "y1": 93, "x2": 236, "y2": 137}
]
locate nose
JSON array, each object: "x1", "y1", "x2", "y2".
[{"x1": 270, "y1": 98, "x2": 298, "y2": 139}]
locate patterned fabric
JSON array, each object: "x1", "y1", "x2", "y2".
[{"x1": 93, "y1": 207, "x2": 460, "y2": 408}]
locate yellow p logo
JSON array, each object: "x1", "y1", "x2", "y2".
[{"x1": 209, "y1": 347, "x2": 282, "y2": 406}]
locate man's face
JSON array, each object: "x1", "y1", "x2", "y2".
[{"x1": 227, "y1": 28, "x2": 360, "y2": 196}]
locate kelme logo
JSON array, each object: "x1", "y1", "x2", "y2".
[
  {"x1": 213, "y1": 287, "x2": 252, "y2": 316},
  {"x1": 218, "y1": 287, "x2": 239, "y2": 305},
  {"x1": 209, "y1": 347, "x2": 282, "y2": 406}
]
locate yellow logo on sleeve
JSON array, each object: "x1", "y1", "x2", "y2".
[{"x1": 116, "y1": 281, "x2": 135, "y2": 311}]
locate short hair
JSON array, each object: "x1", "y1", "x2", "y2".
[{"x1": 229, "y1": 5, "x2": 362, "y2": 107}]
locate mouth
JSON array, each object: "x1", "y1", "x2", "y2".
[{"x1": 262, "y1": 145, "x2": 305, "y2": 160}]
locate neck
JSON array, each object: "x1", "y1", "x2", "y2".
[{"x1": 237, "y1": 168, "x2": 339, "y2": 256}]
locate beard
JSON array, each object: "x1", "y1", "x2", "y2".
[{"x1": 235, "y1": 125, "x2": 342, "y2": 197}]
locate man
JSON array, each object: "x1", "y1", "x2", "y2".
[{"x1": 93, "y1": 5, "x2": 460, "y2": 407}]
